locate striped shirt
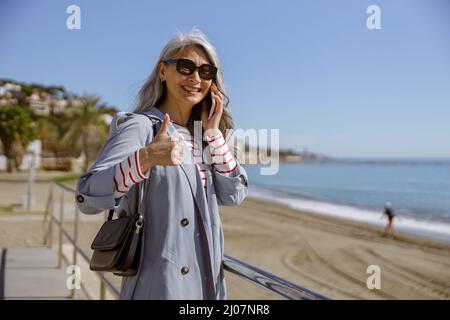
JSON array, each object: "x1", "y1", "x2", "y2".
[
  {"x1": 113, "y1": 121, "x2": 237, "y2": 199},
  {"x1": 113, "y1": 150, "x2": 148, "y2": 197}
]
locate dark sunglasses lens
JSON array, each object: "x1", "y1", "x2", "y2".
[
  {"x1": 199, "y1": 65, "x2": 217, "y2": 80},
  {"x1": 176, "y1": 59, "x2": 217, "y2": 80},
  {"x1": 177, "y1": 59, "x2": 196, "y2": 75}
]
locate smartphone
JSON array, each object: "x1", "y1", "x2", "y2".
[{"x1": 207, "y1": 89, "x2": 216, "y2": 120}]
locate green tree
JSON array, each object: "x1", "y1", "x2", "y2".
[
  {"x1": 0, "y1": 105, "x2": 36, "y2": 172},
  {"x1": 35, "y1": 116, "x2": 60, "y2": 145},
  {"x1": 62, "y1": 96, "x2": 110, "y2": 171}
]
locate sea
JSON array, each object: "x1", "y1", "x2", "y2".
[{"x1": 244, "y1": 160, "x2": 450, "y2": 244}]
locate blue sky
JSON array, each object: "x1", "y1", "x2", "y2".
[{"x1": 1, "y1": 0, "x2": 449, "y2": 158}]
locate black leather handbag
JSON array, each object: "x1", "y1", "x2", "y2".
[
  {"x1": 89, "y1": 114, "x2": 157, "y2": 277},
  {"x1": 89, "y1": 180, "x2": 149, "y2": 277}
]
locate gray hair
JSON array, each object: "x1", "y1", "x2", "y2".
[{"x1": 133, "y1": 27, "x2": 233, "y2": 137}]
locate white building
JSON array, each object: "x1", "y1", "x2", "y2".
[{"x1": 27, "y1": 91, "x2": 51, "y2": 116}]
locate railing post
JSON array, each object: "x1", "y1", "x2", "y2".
[
  {"x1": 57, "y1": 189, "x2": 64, "y2": 269},
  {"x1": 100, "y1": 277, "x2": 106, "y2": 300},
  {"x1": 48, "y1": 199, "x2": 53, "y2": 249},
  {"x1": 43, "y1": 184, "x2": 53, "y2": 246}
]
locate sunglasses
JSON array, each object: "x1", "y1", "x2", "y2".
[{"x1": 164, "y1": 58, "x2": 217, "y2": 80}]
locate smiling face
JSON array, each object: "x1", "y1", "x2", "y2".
[{"x1": 159, "y1": 45, "x2": 213, "y2": 110}]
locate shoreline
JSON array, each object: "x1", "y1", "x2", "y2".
[
  {"x1": 248, "y1": 184, "x2": 450, "y2": 245},
  {"x1": 243, "y1": 196, "x2": 450, "y2": 250}
]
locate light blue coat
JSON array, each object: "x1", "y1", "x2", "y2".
[{"x1": 75, "y1": 106, "x2": 249, "y2": 299}]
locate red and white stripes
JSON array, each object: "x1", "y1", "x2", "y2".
[
  {"x1": 113, "y1": 149, "x2": 149, "y2": 198},
  {"x1": 206, "y1": 132, "x2": 237, "y2": 174}
]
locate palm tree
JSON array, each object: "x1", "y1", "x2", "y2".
[{"x1": 62, "y1": 96, "x2": 110, "y2": 171}]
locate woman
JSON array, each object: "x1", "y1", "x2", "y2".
[{"x1": 75, "y1": 28, "x2": 248, "y2": 300}]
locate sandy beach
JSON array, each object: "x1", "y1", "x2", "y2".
[
  {"x1": 221, "y1": 197, "x2": 450, "y2": 300},
  {"x1": 1, "y1": 177, "x2": 449, "y2": 300}
]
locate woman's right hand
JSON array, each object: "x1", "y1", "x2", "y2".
[{"x1": 139, "y1": 113, "x2": 183, "y2": 173}]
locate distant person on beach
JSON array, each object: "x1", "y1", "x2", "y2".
[
  {"x1": 75, "y1": 28, "x2": 248, "y2": 299},
  {"x1": 383, "y1": 202, "x2": 396, "y2": 233}
]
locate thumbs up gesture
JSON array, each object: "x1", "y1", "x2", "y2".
[{"x1": 138, "y1": 113, "x2": 184, "y2": 172}]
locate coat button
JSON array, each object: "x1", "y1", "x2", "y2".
[
  {"x1": 181, "y1": 266, "x2": 189, "y2": 275},
  {"x1": 76, "y1": 195, "x2": 84, "y2": 203},
  {"x1": 180, "y1": 218, "x2": 189, "y2": 227}
]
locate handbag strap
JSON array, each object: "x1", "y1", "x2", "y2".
[{"x1": 135, "y1": 116, "x2": 159, "y2": 224}]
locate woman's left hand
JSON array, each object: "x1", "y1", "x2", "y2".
[{"x1": 201, "y1": 82, "x2": 223, "y2": 133}]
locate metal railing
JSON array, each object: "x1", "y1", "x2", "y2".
[
  {"x1": 43, "y1": 183, "x2": 119, "y2": 299},
  {"x1": 43, "y1": 182, "x2": 329, "y2": 300}
]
